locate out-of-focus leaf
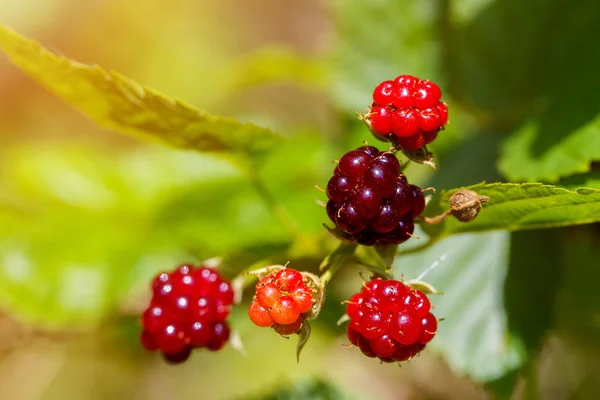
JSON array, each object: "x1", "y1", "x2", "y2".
[
  {"x1": 393, "y1": 231, "x2": 523, "y2": 382},
  {"x1": 0, "y1": 25, "x2": 283, "y2": 161},
  {"x1": 242, "y1": 377, "x2": 358, "y2": 400},
  {"x1": 447, "y1": 0, "x2": 600, "y2": 181},
  {"x1": 499, "y1": 113, "x2": 600, "y2": 183},
  {"x1": 555, "y1": 225, "x2": 600, "y2": 349},
  {"x1": 423, "y1": 183, "x2": 600, "y2": 239},
  {"x1": 557, "y1": 170, "x2": 600, "y2": 191},
  {"x1": 228, "y1": 48, "x2": 327, "y2": 91},
  {"x1": 330, "y1": 0, "x2": 441, "y2": 112},
  {"x1": 0, "y1": 136, "x2": 330, "y2": 329}
]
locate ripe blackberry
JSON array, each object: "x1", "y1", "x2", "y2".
[
  {"x1": 364, "y1": 75, "x2": 448, "y2": 150},
  {"x1": 344, "y1": 279, "x2": 438, "y2": 363},
  {"x1": 325, "y1": 146, "x2": 425, "y2": 246},
  {"x1": 248, "y1": 267, "x2": 315, "y2": 336},
  {"x1": 141, "y1": 264, "x2": 234, "y2": 364}
]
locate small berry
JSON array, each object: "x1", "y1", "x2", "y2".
[
  {"x1": 352, "y1": 186, "x2": 383, "y2": 219},
  {"x1": 413, "y1": 80, "x2": 442, "y2": 109},
  {"x1": 155, "y1": 324, "x2": 187, "y2": 355},
  {"x1": 163, "y1": 347, "x2": 192, "y2": 364},
  {"x1": 372, "y1": 152, "x2": 401, "y2": 175},
  {"x1": 273, "y1": 318, "x2": 303, "y2": 336},
  {"x1": 143, "y1": 305, "x2": 167, "y2": 333},
  {"x1": 188, "y1": 320, "x2": 213, "y2": 347},
  {"x1": 420, "y1": 313, "x2": 438, "y2": 344},
  {"x1": 363, "y1": 164, "x2": 396, "y2": 199},
  {"x1": 393, "y1": 74, "x2": 418, "y2": 88},
  {"x1": 368, "y1": 106, "x2": 393, "y2": 136},
  {"x1": 290, "y1": 284, "x2": 313, "y2": 314},
  {"x1": 336, "y1": 202, "x2": 367, "y2": 234},
  {"x1": 271, "y1": 296, "x2": 300, "y2": 325},
  {"x1": 338, "y1": 150, "x2": 371, "y2": 184},
  {"x1": 207, "y1": 322, "x2": 230, "y2": 351},
  {"x1": 409, "y1": 185, "x2": 426, "y2": 217},
  {"x1": 141, "y1": 329, "x2": 158, "y2": 351},
  {"x1": 359, "y1": 310, "x2": 387, "y2": 340},
  {"x1": 256, "y1": 283, "x2": 282, "y2": 308},
  {"x1": 390, "y1": 311, "x2": 421, "y2": 345},
  {"x1": 275, "y1": 268, "x2": 303, "y2": 292},
  {"x1": 326, "y1": 174, "x2": 353, "y2": 204},
  {"x1": 357, "y1": 145, "x2": 380, "y2": 158},
  {"x1": 370, "y1": 334, "x2": 398, "y2": 358},
  {"x1": 249, "y1": 300, "x2": 275, "y2": 327},
  {"x1": 372, "y1": 80, "x2": 395, "y2": 105},
  {"x1": 357, "y1": 335, "x2": 377, "y2": 358}
]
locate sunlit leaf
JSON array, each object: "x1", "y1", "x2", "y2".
[{"x1": 0, "y1": 25, "x2": 283, "y2": 161}]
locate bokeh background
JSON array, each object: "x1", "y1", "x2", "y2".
[{"x1": 2, "y1": 0, "x2": 600, "y2": 399}]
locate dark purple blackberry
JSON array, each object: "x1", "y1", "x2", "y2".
[{"x1": 324, "y1": 146, "x2": 424, "y2": 246}]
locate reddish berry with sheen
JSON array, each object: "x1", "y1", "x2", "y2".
[
  {"x1": 365, "y1": 74, "x2": 448, "y2": 150},
  {"x1": 141, "y1": 264, "x2": 234, "y2": 364},
  {"x1": 325, "y1": 146, "x2": 425, "y2": 245},
  {"x1": 344, "y1": 279, "x2": 438, "y2": 363},
  {"x1": 248, "y1": 267, "x2": 315, "y2": 336}
]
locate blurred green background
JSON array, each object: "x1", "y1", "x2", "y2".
[{"x1": 2, "y1": 0, "x2": 600, "y2": 399}]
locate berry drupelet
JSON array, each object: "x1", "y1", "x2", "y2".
[
  {"x1": 140, "y1": 264, "x2": 234, "y2": 364},
  {"x1": 326, "y1": 146, "x2": 425, "y2": 246},
  {"x1": 366, "y1": 75, "x2": 448, "y2": 150}
]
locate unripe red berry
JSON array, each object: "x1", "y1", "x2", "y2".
[
  {"x1": 271, "y1": 296, "x2": 300, "y2": 325},
  {"x1": 275, "y1": 268, "x2": 303, "y2": 292},
  {"x1": 372, "y1": 80, "x2": 395, "y2": 105},
  {"x1": 249, "y1": 300, "x2": 275, "y2": 327}
]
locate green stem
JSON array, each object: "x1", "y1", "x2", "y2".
[
  {"x1": 320, "y1": 242, "x2": 357, "y2": 285},
  {"x1": 247, "y1": 167, "x2": 300, "y2": 239}
]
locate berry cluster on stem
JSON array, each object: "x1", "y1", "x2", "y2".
[
  {"x1": 141, "y1": 264, "x2": 234, "y2": 364},
  {"x1": 346, "y1": 278, "x2": 437, "y2": 363},
  {"x1": 366, "y1": 74, "x2": 448, "y2": 151}
]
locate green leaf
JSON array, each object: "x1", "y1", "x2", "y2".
[
  {"x1": 446, "y1": 0, "x2": 600, "y2": 182},
  {"x1": 422, "y1": 183, "x2": 600, "y2": 239},
  {"x1": 0, "y1": 25, "x2": 283, "y2": 161},
  {"x1": 330, "y1": 0, "x2": 441, "y2": 112},
  {"x1": 499, "y1": 113, "x2": 600, "y2": 183},
  {"x1": 0, "y1": 141, "x2": 310, "y2": 329},
  {"x1": 560, "y1": 170, "x2": 600, "y2": 191},
  {"x1": 393, "y1": 231, "x2": 523, "y2": 382}
]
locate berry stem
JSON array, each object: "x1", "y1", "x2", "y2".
[
  {"x1": 247, "y1": 167, "x2": 301, "y2": 239},
  {"x1": 319, "y1": 242, "x2": 357, "y2": 285},
  {"x1": 396, "y1": 238, "x2": 438, "y2": 256},
  {"x1": 421, "y1": 210, "x2": 452, "y2": 225}
]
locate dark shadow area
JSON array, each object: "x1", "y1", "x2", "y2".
[{"x1": 448, "y1": 0, "x2": 600, "y2": 158}]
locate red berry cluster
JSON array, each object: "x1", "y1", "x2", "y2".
[
  {"x1": 346, "y1": 279, "x2": 437, "y2": 363},
  {"x1": 326, "y1": 146, "x2": 425, "y2": 246},
  {"x1": 367, "y1": 75, "x2": 448, "y2": 150},
  {"x1": 248, "y1": 268, "x2": 314, "y2": 335},
  {"x1": 141, "y1": 264, "x2": 234, "y2": 364}
]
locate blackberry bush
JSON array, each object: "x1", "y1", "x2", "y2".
[
  {"x1": 325, "y1": 146, "x2": 425, "y2": 245},
  {"x1": 140, "y1": 264, "x2": 234, "y2": 364}
]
